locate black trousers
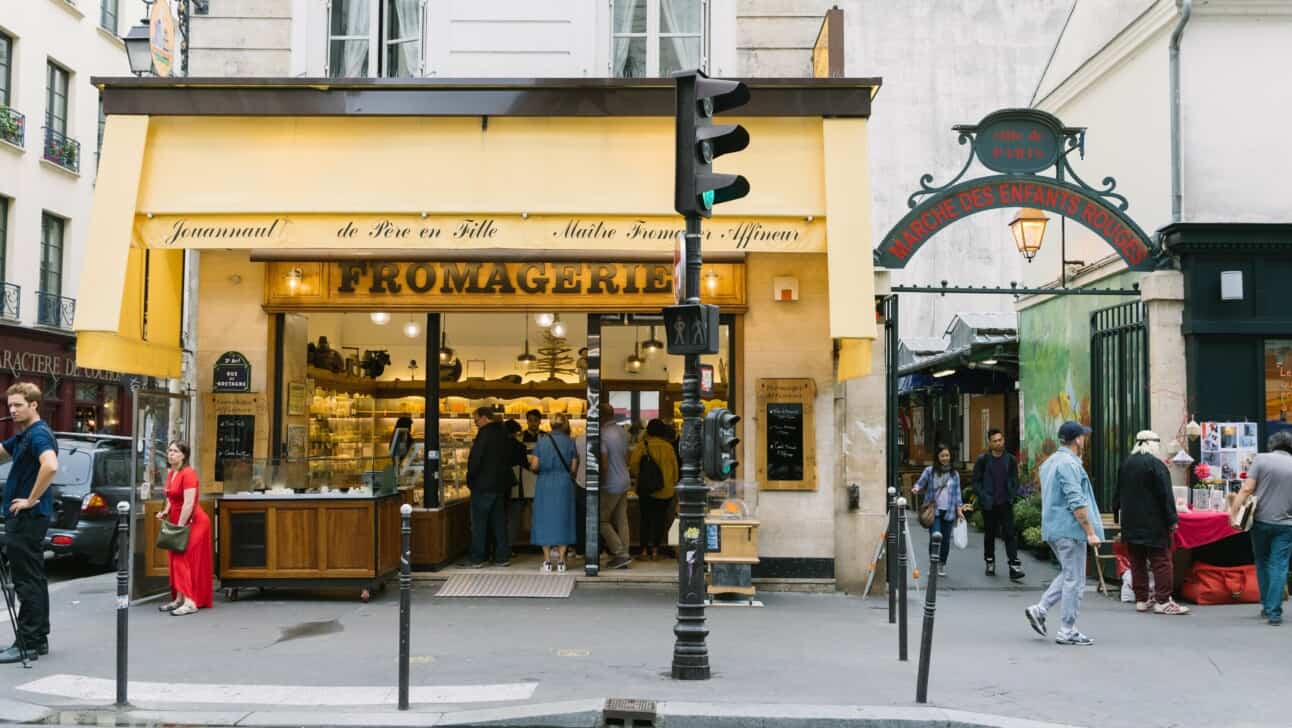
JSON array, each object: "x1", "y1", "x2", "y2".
[
  {"x1": 983, "y1": 503, "x2": 1020, "y2": 564},
  {"x1": 468, "y1": 492, "x2": 509, "y2": 565},
  {"x1": 6, "y1": 513, "x2": 50, "y2": 648},
  {"x1": 639, "y1": 496, "x2": 671, "y2": 549}
]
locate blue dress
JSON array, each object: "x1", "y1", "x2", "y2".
[{"x1": 530, "y1": 433, "x2": 577, "y2": 547}]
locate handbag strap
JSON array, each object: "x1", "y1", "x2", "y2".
[{"x1": 544, "y1": 433, "x2": 575, "y2": 479}]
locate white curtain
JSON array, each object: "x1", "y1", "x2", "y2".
[
  {"x1": 392, "y1": 0, "x2": 421, "y2": 77},
  {"x1": 342, "y1": 0, "x2": 370, "y2": 77},
  {"x1": 659, "y1": 0, "x2": 700, "y2": 74},
  {"x1": 613, "y1": 0, "x2": 642, "y2": 77}
]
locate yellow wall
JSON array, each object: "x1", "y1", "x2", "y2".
[{"x1": 741, "y1": 253, "x2": 836, "y2": 558}]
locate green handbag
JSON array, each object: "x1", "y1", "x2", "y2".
[{"x1": 156, "y1": 520, "x2": 191, "y2": 552}]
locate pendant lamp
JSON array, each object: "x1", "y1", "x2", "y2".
[
  {"x1": 439, "y1": 327, "x2": 455, "y2": 362},
  {"x1": 642, "y1": 325, "x2": 664, "y2": 354},
  {"x1": 516, "y1": 315, "x2": 536, "y2": 370}
]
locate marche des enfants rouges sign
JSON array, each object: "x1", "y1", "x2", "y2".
[{"x1": 876, "y1": 108, "x2": 1157, "y2": 271}]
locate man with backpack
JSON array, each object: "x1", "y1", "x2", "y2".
[{"x1": 630, "y1": 419, "x2": 679, "y2": 562}]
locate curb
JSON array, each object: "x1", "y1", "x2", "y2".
[{"x1": 3, "y1": 700, "x2": 1087, "y2": 728}]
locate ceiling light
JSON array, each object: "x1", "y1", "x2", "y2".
[
  {"x1": 535, "y1": 312, "x2": 555, "y2": 328},
  {"x1": 370, "y1": 312, "x2": 390, "y2": 325},
  {"x1": 932, "y1": 368, "x2": 956, "y2": 378},
  {"x1": 439, "y1": 329, "x2": 455, "y2": 361},
  {"x1": 403, "y1": 318, "x2": 420, "y2": 339},
  {"x1": 551, "y1": 314, "x2": 567, "y2": 338},
  {"x1": 516, "y1": 316, "x2": 536, "y2": 370}
]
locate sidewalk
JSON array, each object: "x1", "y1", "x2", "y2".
[{"x1": 0, "y1": 563, "x2": 1285, "y2": 728}]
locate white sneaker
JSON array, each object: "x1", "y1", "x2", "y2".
[
  {"x1": 1135, "y1": 600, "x2": 1153, "y2": 612},
  {"x1": 1056, "y1": 630, "x2": 1095, "y2": 646},
  {"x1": 1153, "y1": 599, "x2": 1190, "y2": 615}
]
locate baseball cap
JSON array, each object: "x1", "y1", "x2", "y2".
[{"x1": 1058, "y1": 421, "x2": 1092, "y2": 443}]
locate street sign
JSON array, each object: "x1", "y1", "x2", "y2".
[
  {"x1": 213, "y1": 351, "x2": 252, "y2": 393},
  {"x1": 663, "y1": 303, "x2": 720, "y2": 355}
]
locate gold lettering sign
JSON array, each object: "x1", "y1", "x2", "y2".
[{"x1": 264, "y1": 261, "x2": 746, "y2": 312}]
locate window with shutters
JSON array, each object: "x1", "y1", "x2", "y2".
[{"x1": 611, "y1": 0, "x2": 706, "y2": 78}]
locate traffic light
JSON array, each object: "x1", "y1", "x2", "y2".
[
  {"x1": 674, "y1": 70, "x2": 751, "y2": 218},
  {"x1": 702, "y1": 408, "x2": 741, "y2": 480}
]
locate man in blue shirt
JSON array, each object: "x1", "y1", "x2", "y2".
[
  {"x1": 1025, "y1": 420, "x2": 1104, "y2": 647},
  {"x1": 0, "y1": 383, "x2": 60, "y2": 664}
]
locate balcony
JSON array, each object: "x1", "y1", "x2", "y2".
[
  {"x1": 43, "y1": 128, "x2": 80, "y2": 173},
  {"x1": 0, "y1": 107, "x2": 24, "y2": 148},
  {"x1": 36, "y1": 292, "x2": 75, "y2": 329},
  {"x1": 0, "y1": 283, "x2": 18, "y2": 321}
]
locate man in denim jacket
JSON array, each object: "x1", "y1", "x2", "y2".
[{"x1": 1025, "y1": 421, "x2": 1105, "y2": 646}]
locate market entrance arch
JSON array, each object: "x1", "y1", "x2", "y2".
[
  {"x1": 874, "y1": 108, "x2": 1161, "y2": 272},
  {"x1": 875, "y1": 108, "x2": 1157, "y2": 521}
]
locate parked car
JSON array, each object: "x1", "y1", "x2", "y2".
[{"x1": 0, "y1": 433, "x2": 165, "y2": 568}]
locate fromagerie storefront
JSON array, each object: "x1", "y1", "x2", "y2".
[{"x1": 74, "y1": 78, "x2": 888, "y2": 594}]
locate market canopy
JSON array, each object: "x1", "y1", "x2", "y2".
[{"x1": 76, "y1": 77, "x2": 883, "y2": 379}]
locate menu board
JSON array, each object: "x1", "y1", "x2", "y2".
[
  {"x1": 215, "y1": 414, "x2": 255, "y2": 482},
  {"x1": 755, "y1": 378, "x2": 816, "y2": 491},
  {"x1": 766, "y1": 403, "x2": 804, "y2": 481}
]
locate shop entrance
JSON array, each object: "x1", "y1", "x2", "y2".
[{"x1": 278, "y1": 308, "x2": 736, "y2": 580}]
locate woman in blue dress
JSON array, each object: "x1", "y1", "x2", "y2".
[{"x1": 528, "y1": 413, "x2": 579, "y2": 573}]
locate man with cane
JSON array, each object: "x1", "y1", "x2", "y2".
[{"x1": 0, "y1": 383, "x2": 59, "y2": 664}]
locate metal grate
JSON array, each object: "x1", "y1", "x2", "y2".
[
  {"x1": 605, "y1": 697, "x2": 656, "y2": 728},
  {"x1": 1090, "y1": 301, "x2": 1149, "y2": 509},
  {"x1": 435, "y1": 574, "x2": 575, "y2": 599}
]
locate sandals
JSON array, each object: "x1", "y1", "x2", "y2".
[
  {"x1": 541, "y1": 561, "x2": 553, "y2": 573},
  {"x1": 170, "y1": 603, "x2": 199, "y2": 616},
  {"x1": 557, "y1": 562, "x2": 567, "y2": 573}
]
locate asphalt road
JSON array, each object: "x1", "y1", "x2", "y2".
[{"x1": 44, "y1": 554, "x2": 112, "y2": 584}]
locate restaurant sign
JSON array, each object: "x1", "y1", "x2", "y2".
[
  {"x1": 875, "y1": 108, "x2": 1161, "y2": 271},
  {"x1": 0, "y1": 348, "x2": 120, "y2": 383}
]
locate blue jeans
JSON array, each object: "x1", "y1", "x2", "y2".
[
  {"x1": 1250, "y1": 521, "x2": 1292, "y2": 621},
  {"x1": 1039, "y1": 538, "x2": 1086, "y2": 633},
  {"x1": 930, "y1": 512, "x2": 954, "y2": 566}
]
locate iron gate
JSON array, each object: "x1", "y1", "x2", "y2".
[{"x1": 1090, "y1": 301, "x2": 1149, "y2": 508}]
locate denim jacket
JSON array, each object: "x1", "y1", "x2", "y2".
[
  {"x1": 1040, "y1": 447, "x2": 1105, "y2": 543},
  {"x1": 914, "y1": 466, "x2": 962, "y2": 522}
]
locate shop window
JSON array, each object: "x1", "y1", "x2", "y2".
[
  {"x1": 75, "y1": 382, "x2": 100, "y2": 403},
  {"x1": 611, "y1": 0, "x2": 705, "y2": 78},
  {"x1": 328, "y1": 0, "x2": 423, "y2": 78},
  {"x1": 101, "y1": 384, "x2": 120, "y2": 434},
  {"x1": 1266, "y1": 340, "x2": 1292, "y2": 437}
]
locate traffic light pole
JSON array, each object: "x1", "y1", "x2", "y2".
[{"x1": 672, "y1": 216, "x2": 710, "y2": 681}]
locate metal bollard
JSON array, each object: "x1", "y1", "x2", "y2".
[
  {"x1": 886, "y1": 487, "x2": 897, "y2": 624},
  {"x1": 896, "y1": 497, "x2": 908, "y2": 662},
  {"x1": 398, "y1": 504, "x2": 412, "y2": 711},
  {"x1": 115, "y1": 501, "x2": 130, "y2": 707},
  {"x1": 916, "y1": 532, "x2": 942, "y2": 704}
]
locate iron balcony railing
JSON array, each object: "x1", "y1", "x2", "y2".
[
  {"x1": 1, "y1": 283, "x2": 18, "y2": 321},
  {"x1": 36, "y1": 291, "x2": 75, "y2": 329},
  {"x1": 43, "y1": 127, "x2": 80, "y2": 173},
  {"x1": 0, "y1": 107, "x2": 24, "y2": 148}
]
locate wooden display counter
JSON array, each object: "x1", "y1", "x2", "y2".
[
  {"x1": 216, "y1": 492, "x2": 401, "y2": 601},
  {"x1": 410, "y1": 499, "x2": 471, "y2": 568}
]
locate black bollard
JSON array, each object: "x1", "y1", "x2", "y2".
[
  {"x1": 398, "y1": 503, "x2": 412, "y2": 711},
  {"x1": 896, "y1": 497, "x2": 908, "y2": 662},
  {"x1": 916, "y1": 532, "x2": 942, "y2": 703},
  {"x1": 115, "y1": 501, "x2": 130, "y2": 707},
  {"x1": 886, "y1": 486, "x2": 897, "y2": 624}
]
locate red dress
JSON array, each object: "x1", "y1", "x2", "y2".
[{"x1": 165, "y1": 467, "x2": 214, "y2": 608}]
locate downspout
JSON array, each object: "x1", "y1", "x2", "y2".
[{"x1": 1170, "y1": 0, "x2": 1193, "y2": 223}]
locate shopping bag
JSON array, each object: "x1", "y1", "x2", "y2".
[{"x1": 952, "y1": 517, "x2": 968, "y2": 549}]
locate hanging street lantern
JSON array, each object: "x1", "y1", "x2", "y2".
[
  {"x1": 122, "y1": 23, "x2": 153, "y2": 76},
  {"x1": 1009, "y1": 207, "x2": 1049, "y2": 262}
]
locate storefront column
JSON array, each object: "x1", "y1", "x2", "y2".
[
  {"x1": 424, "y1": 313, "x2": 441, "y2": 509},
  {"x1": 1142, "y1": 270, "x2": 1188, "y2": 485}
]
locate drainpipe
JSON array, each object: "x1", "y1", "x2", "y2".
[{"x1": 1170, "y1": 0, "x2": 1193, "y2": 223}]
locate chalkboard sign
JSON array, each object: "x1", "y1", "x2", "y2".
[
  {"x1": 766, "y1": 403, "x2": 804, "y2": 481},
  {"x1": 215, "y1": 414, "x2": 255, "y2": 481},
  {"x1": 213, "y1": 351, "x2": 252, "y2": 393}
]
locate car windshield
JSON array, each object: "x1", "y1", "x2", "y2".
[{"x1": 0, "y1": 447, "x2": 93, "y2": 488}]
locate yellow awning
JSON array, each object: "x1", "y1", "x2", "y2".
[
  {"x1": 74, "y1": 115, "x2": 183, "y2": 379},
  {"x1": 836, "y1": 338, "x2": 873, "y2": 381}
]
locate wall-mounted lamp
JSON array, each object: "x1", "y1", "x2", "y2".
[
  {"x1": 704, "y1": 269, "x2": 720, "y2": 293},
  {"x1": 122, "y1": 22, "x2": 153, "y2": 76},
  {"x1": 1220, "y1": 270, "x2": 1244, "y2": 301},
  {"x1": 284, "y1": 266, "x2": 304, "y2": 293}
]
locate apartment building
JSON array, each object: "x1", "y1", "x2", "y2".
[{"x1": 0, "y1": 0, "x2": 146, "y2": 433}]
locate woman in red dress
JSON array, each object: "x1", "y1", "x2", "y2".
[{"x1": 156, "y1": 441, "x2": 213, "y2": 615}]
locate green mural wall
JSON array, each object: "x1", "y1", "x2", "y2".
[{"x1": 1018, "y1": 270, "x2": 1140, "y2": 485}]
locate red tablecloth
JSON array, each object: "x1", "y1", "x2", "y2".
[{"x1": 1172, "y1": 510, "x2": 1241, "y2": 550}]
